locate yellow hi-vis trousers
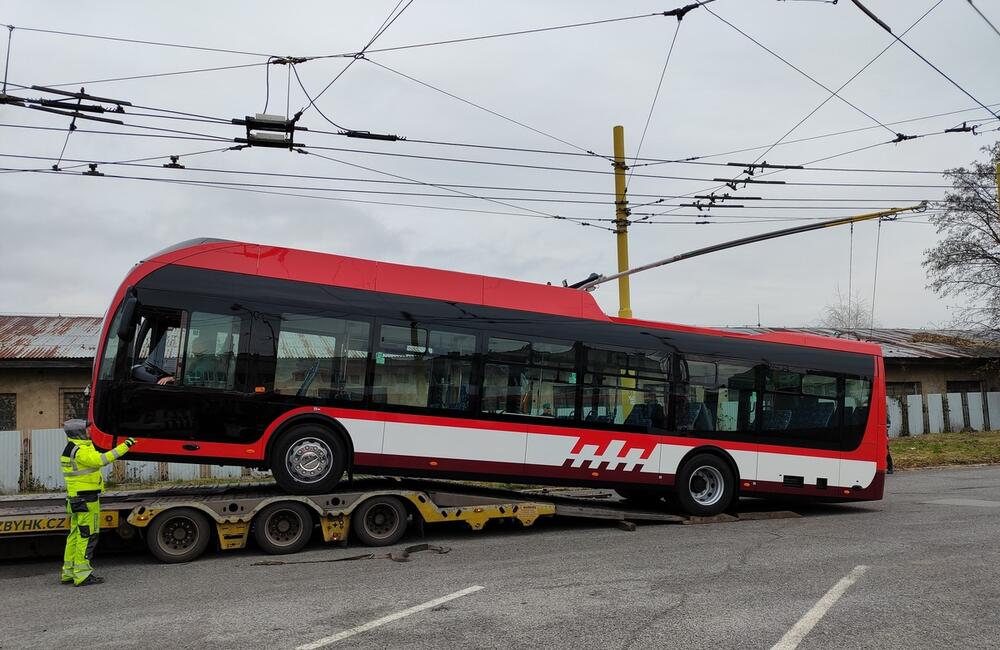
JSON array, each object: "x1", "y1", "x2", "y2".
[{"x1": 62, "y1": 492, "x2": 100, "y2": 585}]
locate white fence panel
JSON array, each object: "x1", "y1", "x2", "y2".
[
  {"x1": 906, "y1": 395, "x2": 924, "y2": 435},
  {"x1": 988, "y1": 392, "x2": 1000, "y2": 431},
  {"x1": 926, "y1": 394, "x2": 945, "y2": 434},
  {"x1": 167, "y1": 462, "x2": 200, "y2": 482},
  {"x1": 946, "y1": 393, "x2": 965, "y2": 432},
  {"x1": 968, "y1": 393, "x2": 985, "y2": 431},
  {"x1": 0, "y1": 431, "x2": 20, "y2": 493},
  {"x1": 31, "y1": 429, "x2": 69, "y2": 490},
  {"x1": 887, "y1": 399, "x2": 904, "y2": 438}
]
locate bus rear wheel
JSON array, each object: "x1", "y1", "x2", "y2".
[
  {"x1": 147, "y1": 508, "x2": 212, "y2": 563},
  {"x1": 352, "y1": 496, "x2": 408, "y2": 547},
  {"x1": 271, "y1": 424, "x2": 347, "y2": 494},
  {"x1": 253, "y1": 501, "x2": 314, "y2": 555},
  {"x1": 675, "y1": 453, "x2": 735, "y2": 517}
]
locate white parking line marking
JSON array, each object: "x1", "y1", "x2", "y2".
[
  {"x1": 770, "y1": 565, "x2": 868, "y2": 650},
  {"x1": 295, "y1": 585, "x2": 485, "y2": 649}
]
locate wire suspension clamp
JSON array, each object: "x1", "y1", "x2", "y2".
[{"x1": 232, "y1": 112, "x2": 306, "y2": 149}]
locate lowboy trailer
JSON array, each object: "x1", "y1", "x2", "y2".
[{"x1": 0, "y1": 479, "x2": 685, "y2": 563}]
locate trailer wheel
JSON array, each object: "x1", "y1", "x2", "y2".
[
  {"x1": 352, "y1": 496, "x2": 408, "y2": 547},
  {"x1": 271, "y1": 424, "x2": 347, "y2": 494},
  {"x1": 253, "y1": 501, "x2": 314, "y2": 555},
  {"x1": 147, "y1": 508, "x2": 212, "y2": 564},
  {"x1": 674, "y1": 453, "x2": 735, "y2": 517}
]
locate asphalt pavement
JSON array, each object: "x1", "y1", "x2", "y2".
[{"x1": 2, "y1": 465, "x2": 999, "y2": 650}]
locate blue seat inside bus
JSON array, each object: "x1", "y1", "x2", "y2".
[
  {"x1": 788, "y1": 402, "x2": 835, "y2": 429},
  {"x1": 763, "y1": 409, "x2": 792, "y2": 430},
  {"x1": 682, "y1": 402, "x2": 714, "y2": 432}
]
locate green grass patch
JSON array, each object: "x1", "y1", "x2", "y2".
[{"x1": 891, "y1": 430, "x2": 1000, "y2": 469}]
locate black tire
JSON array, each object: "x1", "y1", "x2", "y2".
[
  {"x1": 615, "y1": 488, "x2": 666, "y2": 508},
  {"x1": 270, "y1": 424, "x2": 347, "y2": 494},
  {"x1": 352, "y1": 496, "x2": 408, "y2": 547},
  {"x1": 147, "y1": 507, "x2": 212, "y2": 563},
  {"x1": 674, "y1": 453, "x2": 736, "y2": 517},
  {"x1": 253, "y1": 501, "x2": 314, "y2": 555}
]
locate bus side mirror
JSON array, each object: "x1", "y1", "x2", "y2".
[{"x1": 117, "y1": 292, "x2": 138, "y2": 340}]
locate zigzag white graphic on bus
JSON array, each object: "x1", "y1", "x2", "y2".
[
  {"x1": 566, "y1": 440, "x2": 649, "y2": 471},
  {"x1": 561, "y1": 433, "x2": 659, "y2": 472}
]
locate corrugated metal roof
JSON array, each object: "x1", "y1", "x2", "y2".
[
  {"x1": 726, "y1": 327, "x2": 1000, "y2": 359},
  {"x1": 0, "y1": 315, "x2": 103, "y2": 360}
]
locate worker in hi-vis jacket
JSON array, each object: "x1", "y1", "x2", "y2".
[{"x1": 59, "y1": 419, "x2": 135, "y2": 586}]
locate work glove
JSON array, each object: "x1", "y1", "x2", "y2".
[{"x1": 124, "y1": 437, "x2": 137, "y2": 448}]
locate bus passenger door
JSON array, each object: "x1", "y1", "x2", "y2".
[
  {"x1": 373, "y1": 321, "x2": 494, "y2": 472},
  {"x1": 116, "y1": 306, "x2": 257, "y2": 445}
]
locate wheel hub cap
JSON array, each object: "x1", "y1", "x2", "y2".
[
  {"x1": 688, "y1": 466, "x2": 725, "y2": 507},
  {"x1": 286, "y1": 437, "x2": 333, "y2": 483}
]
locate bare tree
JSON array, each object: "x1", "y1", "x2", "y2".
[
  {"x1": 819, "y1": 286, "x2": 879, "y2": 330},
  {"x1": 923, "y1": 142, "x2": 1000, "y2": 333}
]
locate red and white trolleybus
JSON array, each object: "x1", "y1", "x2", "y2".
[{"x1": 89, "y1": 238, "x2": 887, "y2": 515}]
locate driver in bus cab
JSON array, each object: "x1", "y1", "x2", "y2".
[{"x1": 135, "y1": 335, "x2": 218, "y2": 386}]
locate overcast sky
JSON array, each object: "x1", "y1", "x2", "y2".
[{"x1": 1, "y1": 0, "x2": 998, "y2": 328}]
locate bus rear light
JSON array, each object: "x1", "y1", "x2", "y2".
[{"x1": 429, "y1": 460, "x2": 439, "y2": 467}]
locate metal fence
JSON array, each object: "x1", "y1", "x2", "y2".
[
  {"x1": 9, "y1": 430, "x2": 253, "y2": 492},
  {"x1": 30, "y1": 429, "x2": 89, "y2": 490},
  {"x1": 887, "y1": 391, "x2": 999, "y2": 437},
  {"x1": 0, "y1": 431, "x2": 19, "y2": 493}
]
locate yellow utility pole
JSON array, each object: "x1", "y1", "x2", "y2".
[{"x1": 613, "y1": 125, "x2": 632, "y2": 318}]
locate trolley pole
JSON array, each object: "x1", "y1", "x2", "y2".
[{"x1": 613, "y1": 125, "x2": 632, "y2": 318}]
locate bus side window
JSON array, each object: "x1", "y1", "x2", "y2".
[
  {"x1": 761, "y1": 368, "x2": 839, "y2": 444},
  {"x1": 373, "y1": 324, "x2": 476, "y2": 411},
  {"x1": 676, "y1": 358, "x2": 758, "y2": 434},
  {"x1": 182, "y1": 312, "x2": 244, "y2": 390},
  {"x1": 273, "y1": 314, "x2": 370, "y2": 400},
  {"x1": 481, "y1": 338, "x2": 576, "y2": 418},
  {"x1": 582, "y1": 345, "x2": 669, "y2": 430},
  {"x1": 843, "y1": 377, "x2": 872, "y2": 448}
]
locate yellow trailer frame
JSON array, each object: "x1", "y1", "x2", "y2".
[{"x1": 126, "y1": 488, "x2": 556, "y2": 551}]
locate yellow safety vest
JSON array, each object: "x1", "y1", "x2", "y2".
[{"x1": 60, "y1": 439, "x2": 130, "y2": 497}]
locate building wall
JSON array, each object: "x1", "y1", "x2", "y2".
[
  {"x1": 885, "y1": 359, "x2": 1000, "y2": 396},
  {"x1": 0, "y1": 367, "x2": 92, "y2": 441}
]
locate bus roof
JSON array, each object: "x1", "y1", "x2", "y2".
[{"x1": 141, "y1": 239, "x2": 881, "y2": 357}]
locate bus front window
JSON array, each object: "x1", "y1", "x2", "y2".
[{"x1": 97, "y1": 305, "x2": 126, "y2": 381}]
